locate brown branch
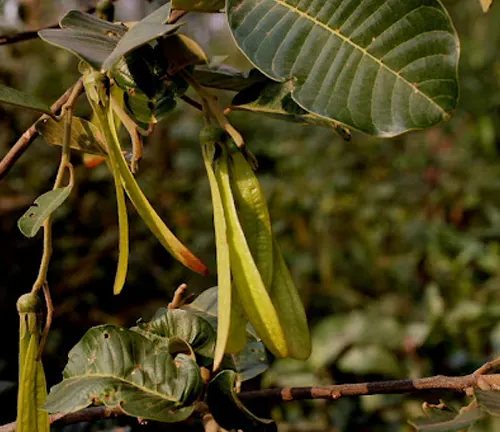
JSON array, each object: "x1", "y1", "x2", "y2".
[
  {"x1": 0, "y1": 78, "x2": 83, "y2": 182},
  {"x1": 238, "y1": 373, "x2": 500, "y2": 404},
  {"x1": 180, "y1": 94, "x2": 204, "y2": 111},
  {"x1": 2, "y1": 372, "x2": 500, "y2": 431}
]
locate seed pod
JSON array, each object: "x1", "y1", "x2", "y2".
[
  {"x1": 16, "y1": 293, "x2": 49, "y2": 432},
  {"x1": 215, "y1": 149, "x2": 287, "y2": 358},
  {"x1": 270, "y1": 239, "x2": 311, "y2": 360},
  {"x1": 200, "y1": 135, "x2": 246, "y2": 370},
  {"x1": 229, "y1": 151, "x2": 273, "y2": 289}
]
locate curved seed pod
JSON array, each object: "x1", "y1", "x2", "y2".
[
  {"x1": 226, "y1": 287, "x2": 248, "y2": 354},
  {"x1": 35, "y1": 361, "x2": 49, "y2": 432},
  {"x1": 270, "y1": 238, "x2": 311, "y2": 360},
  {"x1": 215, "y1": 150, "x2": 287, "y2": 358},
  {"x1": 229, "y1": 151, "x2": 273, "y2": 289}
]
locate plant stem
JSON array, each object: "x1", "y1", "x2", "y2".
[{"x1": 0, "y1": 78, "x2": 83, "y2": 182}]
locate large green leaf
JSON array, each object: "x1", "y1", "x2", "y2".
[
  {"x1": 36, "y1": 117, "x2": 107, "y2": 156},
  {"x1": 207, "y1": 370, "x2": 277, "y2": 431},
  {"x1": 133, "y1": 308, "x2": 216, "y2": 358},
  {"x1": 18, "y1": 187, "x2": 72, "y2": 238},
  {"x1": 39, "y1": 29, "x2": 119, "y2": 70},
  {"x1": 44, "y1": 325, "x2": 202, "y2": 422},
  {"x1": 226, "y1": 0, "x2": 460, "y2": 137},
  {"x1": 232, "y1": 80, "x2": 351, "y2": 140},
  {"x1": 101, "y1": 3, "x2": 180, "y2": 71},
  {"x1": 0, "y1": 84, "x2": 52, "y2": 115}
]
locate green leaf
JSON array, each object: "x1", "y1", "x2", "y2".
[
  {"x1": 133, "y1": 308, "x2": 216, "y2": 358},
  {"x1": 60, "y1": 10, "x2": 127, "y2": 37},
  {"x1": 157, "y1": 34, "x2": 208, "y2": 75},
  {"x1": 475, "y1": 390, "x2": 500, "y2": 416},
  {"x1": 172, "y1": 0, "x2": 225, "y2": 12},
  {"x1": 39, "y1": 29, "x2": 118, "y2": 70},
  {"x1": 480, "y1": 0, "x2": 494, "y2": 12},
  {"x1": 0, "y1": 84, "x2": 52, "y2": 115},
  {"x1": 193, "y1": 66, "x2": 267, "y2": 91},
  {"x1": 18, "y1": 187, "x2": 72, "y2": 238},
  {"x1": 36, "y1": 117, "x2": 107, "y2": 156},
  {"x1": 226, "y1": 0, "x2": 460, "y2": 137},
  {"x1": 44, "y1": 325, "x2": 202, "y2": 422},
  {"x1": 207, "y1": 370, "x2": 277, "y2": 431},
  {"x1": 232, "y1": 80, "x2": 351, "y2": 140},
  {"x1": 183, "y1": 287, "x2": 269, "y2": 381},
  {"x1": 101, "y1": 3, "x2": 180, "y2": 71},
  {"x1": 409, "y1": 403, "x2": 484, "y2": 431}
]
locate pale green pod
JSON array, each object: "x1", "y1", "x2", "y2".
[
  {"x1": 270, "y1": 238, "x2": 311, "y2": 360},
  {"x1": 229, "y1": 151, "x2": 273, "y2": 289},
  {"x1": 215, "y1": 150, "x2": 287, "y2": 358}
]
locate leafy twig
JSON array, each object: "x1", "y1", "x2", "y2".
[{"x1": 0, "y1": 78, "x2": 84, "y2": 182}]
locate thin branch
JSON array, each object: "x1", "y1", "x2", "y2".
[
  {"x1": 180, "y1": 94, "x2": 204, "y2": 112},
  {"x1": 3, "y1": 372, "x2": 500, "y2": 431},
  {"x1": 0, "y1": 1, "x2": 121, "y2": 46},
  {"x1": 0, "y1": 78, "x2": 83, "y2": 182},
  {"x1": 238, "y1": 373, "x2": 500, "y2": 404}
]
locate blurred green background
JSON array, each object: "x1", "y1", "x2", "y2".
[{"x1": 1, "y1": 0, "x2": 500, "y2": 430}]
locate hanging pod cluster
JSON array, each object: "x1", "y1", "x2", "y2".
[
  {"x1": 16, "y1": 293, "x2": 50, "y2": 432},
  {"x1": 200, "y1": 126, "x2": 311, "y2": 369}
]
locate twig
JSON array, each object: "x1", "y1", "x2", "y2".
[
  {"x1": 238, "y1": 373, "x2": 500, "y2": 404},
  {"x1": 37, "y1": 282, "x2": 53, "y2": 360},
  {"x1": 0, "y1": 1, "x2": 120, "y2": 46},
  {"x1": 168, "y1": 283, "x2": 189, "y2": 309},
  {"x1": 180, "y1": 94, "x2": 204, "y2": 112},
  {"x1": 2, "y1": 372, "x2": 500, "y2": 431},
  {"x1": 0, "y1": 78, "x2": 84, "y2": 182},
  {"x1": 0, "y1": 406, "x2": 123, "y2": 432}
]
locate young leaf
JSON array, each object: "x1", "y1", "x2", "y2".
[
  {"x1": 232, "y1": 80, "x2": 351, "y2": 141},
  {"x1": 60, "y1": 10, "x2": 127, "y2": 37},
  {"x1": 0, "y1": 84, "x2": 52, "y2": 115},
  {"x1": 172, "y1": 0, "x2": 225, "y2": 12},
  {"x1": 132, "y1": 308, "x2": 216, "y2": 358},
  {"x1": 36, "y1": 117, "x2": 107, "y2": 156},
  {"x1": 409, "y1": 402, "x2": 484, "y2": 431},
  {"x1": 44, "y1": 325, "x2": 203, "y2": 422},
  {"x1": 157, "y1": 34, "x2": 208, "y2": 75},
  {"x1": 207, "y1": 370, "x2": 277, "y2": 431},
  {"x1": 226, "y1": 0, "x2": 460, "y2": 137},
  {"x1": 39, "y1": 29, "x2": 118, "y2": 71},
  {"x1": 18, "y1": 187, "x2": 72, "y2": 238}
]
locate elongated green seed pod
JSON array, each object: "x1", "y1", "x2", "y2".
[
  {"x1": 270, "y1": 238, "x2": 311, "y2": 360},
  {"x1": 16, "y1": 293, "x2": 49, "y2": 432},
  {"x1": 215, "y1": 150, "x2": 287, "y2": 358},
  {"x1": 229, "y1": 151, "x2": 273, "y2": 289},
  {"x1": 226, "y1": 287, "x2": 248, "y2": 354}
]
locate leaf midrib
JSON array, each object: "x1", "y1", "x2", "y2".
[
  {"x1": 269, "y1": 0, "x2": 447, "y2": 116},
  {"x1": 64, "y1": 374, "x2": 182, "y2": 403}
]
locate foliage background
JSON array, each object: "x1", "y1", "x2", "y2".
[{"x1": 1, "y1": 0, "x2": 500, "y2": 430}]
